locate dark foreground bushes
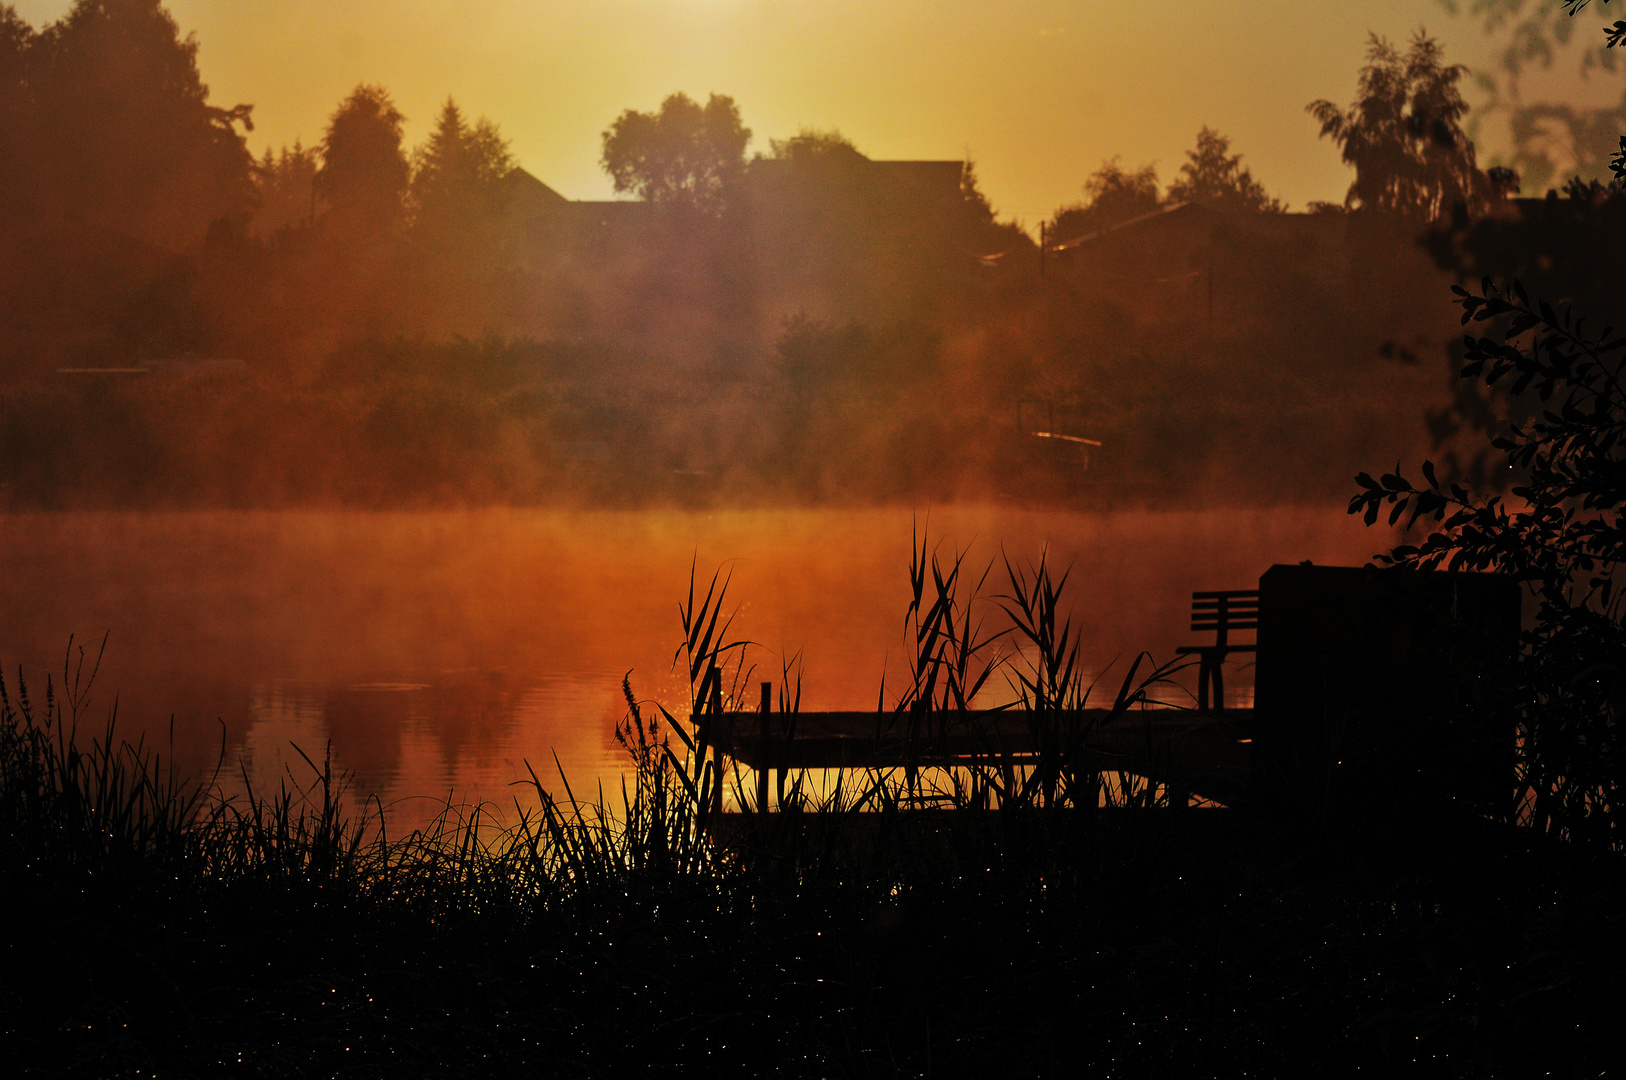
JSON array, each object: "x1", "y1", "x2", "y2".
[{"x1": 4, "y1": 590, "x2": 1625, "y2": 1077}]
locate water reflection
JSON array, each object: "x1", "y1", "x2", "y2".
[
  {"x1": 214, "y1": 672, "x2": 628, "y2": 825},
  {"x1": 0, "y1": 505, "x2": 1390, "y2": 821}
]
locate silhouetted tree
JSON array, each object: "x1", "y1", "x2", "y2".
[
  {"x1": 251, "y1": 141, "x2": 317, "y2": 235},
  {"x1": 317, "y1": 84, "x2": 409, "y2": 239},
  {"x1": 0, "y1": 5, "x2": 32, "y2": 216},
  {"x1": 1165, "y1": 127, "x2": 1285, "y2": 212},
  {"x1": 400, "y1": 98, "x2": 516, "y2": 334},
  {"x1": 27, "y1": 0, "x2": 255, "y2": 249},
  {"x1": 1047, "y1": 158, "x2": 1161, "y2": 241},
  {"x1": 767, "y1": 127, "x2": 865, "y2": 166},
  {"x1": 1347, "y1": 1, "x2": 1626, "y2": 848},
  {"x1": 1442, "y1": 0, "x2": 1625, "y2": 192},
  {"x1": 1308, "y1": 31, "x2": 1500, "y2": 219},
  {"x1": 959, "y1": 159, "x2": 999, "y2": 227},
  {"x1": 409, "y1": 97, "x2": 513, "y2": 237},
  {"x1": 1351, "y1": 278, "x2": 1626, "y2": 846},
  {"x1": 601, "y1": 92, "x2": 750, "y2": 215}
]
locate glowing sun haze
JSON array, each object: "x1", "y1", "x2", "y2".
[{"x1": 6, "y1": 0, "x2": 1544, "y2": 223}]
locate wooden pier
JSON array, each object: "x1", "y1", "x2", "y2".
[
  {"x1": 696, "y1": 563, "x2": 1523, "y2": 818},
  {"x1": 706, "y1": 705, "x2": 1258, "y2": 808}
]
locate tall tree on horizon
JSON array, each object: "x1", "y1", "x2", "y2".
[
  {"x1": 26, "y1": 0, "x2": 255, "y2": 249},
  {"x1": 1308, "y1": 31, "x2": 1501, "y2": 219},
  {"x1": 316, "y1": 83, "x2": 409, "y2": 240},
  {"x1": 601, "y1": 92, "x2": 751, "y2": 216},
  {"x1": 251, "y1": 140, "x2": 317, "y2": 236},
  {"x1": 1165, "y1": 127, "x2": 1285, "y2": 212},
  {"x1": 0, "y1": 5, "x2": 33, "y2": 221},
  {"x1": 409, "y1": 97, "x2": 513, "y2": 240}
]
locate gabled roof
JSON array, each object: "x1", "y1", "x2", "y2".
[{"x1": 500, "y1": 167, "x2": 570, "y2": 219}]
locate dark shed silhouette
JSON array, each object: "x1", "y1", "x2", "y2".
[{"x1": 1253, "y1": 564, "x2": 1520, "y2": 830}]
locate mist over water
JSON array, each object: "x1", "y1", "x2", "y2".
[{"x1": 0, "y1": 504, "x2": 1394, "y2": 820}]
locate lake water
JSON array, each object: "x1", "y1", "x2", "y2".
[{"x1": 0, "y1": 504, "x2": 1394, "y2": 822}]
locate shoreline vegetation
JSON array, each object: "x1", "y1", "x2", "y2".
[
  {"x1": 4, "y1": 551, "x2": 1622, "y2": 1076},
  {"x1": 0, "y1": 321, "x2": 1446, "y2": 513}
]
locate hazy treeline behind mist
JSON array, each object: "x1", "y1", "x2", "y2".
[{"x1": 1, "y1": 2, "x2": 1607, "y2": 509}]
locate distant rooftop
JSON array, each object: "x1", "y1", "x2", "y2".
[{"x1": 500, "y1": 167, "x2": 570, "y2": 220}]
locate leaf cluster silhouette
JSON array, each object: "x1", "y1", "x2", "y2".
[{"x1": 1349, "y1": 1, "x2": 1626, "y2": 849}]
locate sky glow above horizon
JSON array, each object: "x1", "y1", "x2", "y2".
[{"x1": 9, "y1": 0, "x2": 1620, "y2": 225}]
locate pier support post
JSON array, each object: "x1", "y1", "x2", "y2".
[
  {"x1": 710, "y1": 681, "x2": 724, "y2": 816},
  {"x1": 757, "y1": 682, "x2": 772, "y2": 813}
]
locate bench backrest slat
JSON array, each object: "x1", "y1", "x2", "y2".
[{"x1": 1188, "y1": 589, "x2": 1260, "y2": 642}]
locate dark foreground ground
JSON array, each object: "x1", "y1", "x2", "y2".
[{"x1": 3, "y1": 807, "x2": 1621, "y2": 1079}]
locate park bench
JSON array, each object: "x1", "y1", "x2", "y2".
[{"x1": 1175, "y1": 589, "x2": 1258, "y2": 711}]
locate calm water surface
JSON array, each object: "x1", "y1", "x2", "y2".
[{"x1": 0, "y1": 505, "x2": 1393, "y2": 821}]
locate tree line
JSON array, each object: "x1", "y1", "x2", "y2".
[
  {"x1": 0, "y1": 2, "x2": 982, "y2": 261},
  {"x1": 0, "y1": 4, "x2": 1531, "y2": 265},
  {"x1": 0, "y1": 0, "x2": 253, "y2": 252},
  {"x1": 1044, "y1": 31, "x2": 1529, "y2": 246},
  {"x1": 0, "y1": 0, "x2": 1613, "y2": 517},
  {"x1": 0, "y1": 3, "x2": 1545, "y2": 349}
]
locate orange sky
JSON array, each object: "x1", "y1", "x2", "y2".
[{"x1": 11, "y1": 1, "x2": 1621, "y2": 225}]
